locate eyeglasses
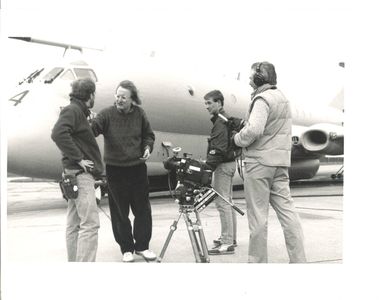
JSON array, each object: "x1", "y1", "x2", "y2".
[{"x1": 114, "y1": 94, "x2": 131, "y2": 101}]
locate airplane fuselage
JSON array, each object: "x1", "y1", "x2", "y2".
[{"x1": 7, "y1": 56, "x2": 343, "y2": 183}]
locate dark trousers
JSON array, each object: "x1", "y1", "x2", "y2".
[{"x1": 106, "y1": 163, "x2": 152, "y2": 254}]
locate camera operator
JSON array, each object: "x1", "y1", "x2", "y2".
[
  {"x1": 232, "y1": 62, "x2": 306, "y2": 263},
  {"x1": 204, "y1": 90, "x2": 237, "y2": 255}
]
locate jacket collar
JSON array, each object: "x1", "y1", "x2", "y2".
[
  {"x1": 71, "y1": 97, "x2": 90, "y2": 117},
  {"x1": 211, "y1": 107, "x2": 227, "y2": 123},
  {"x1": 251, "y1": 83, "x2": 277, "y2": 99}
]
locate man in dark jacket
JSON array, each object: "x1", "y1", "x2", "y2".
[
  {"x1": 91, "y1": 80, "x2": 156, "y2": 262},
  {"x1": 204, "y1": 90, "x2": 237, "y2": 255},
  {"x1": 51, "y1": 78, "x2": 103, "y2": 262}
]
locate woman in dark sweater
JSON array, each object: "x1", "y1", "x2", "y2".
[{"x1": 92, "y1": 80, "x2": 156, "y2": 262}]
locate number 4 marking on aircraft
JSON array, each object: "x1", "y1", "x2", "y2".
[{"x1": 9, "y1": 90, "x2": 29, "y2": 106}]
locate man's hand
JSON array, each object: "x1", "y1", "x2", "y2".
[
  {"x1": 87, "y1": 111, "x2": 97, "y2": 124},
  {"x1": 77, "y1": 159, "x2": 94, "y2": 172},
  {"x1": 140, "y1": 147, "x2": 151, "y2": 160}
]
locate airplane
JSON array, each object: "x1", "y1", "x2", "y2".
[{"x1": 6, "y1": 37, "x2": 344, "y2": 192}]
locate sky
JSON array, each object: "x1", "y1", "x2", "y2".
[{"x1": 1, "y1": 1, "x2": 346, "y2": 106}]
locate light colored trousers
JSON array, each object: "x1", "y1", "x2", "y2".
[
  {"x1": 213, "y1": 161, "x2": 237, "y2": 245},
  {"x1": 66, "y1": 173, "x2": 100, "y2": 262},
  {"x1": 244, "y1": 163, "x2": 306, "y2": 263}
]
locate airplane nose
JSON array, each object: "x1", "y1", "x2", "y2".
[{"x1": 7, "y1": 87, "x2": 63, "y2": 179}]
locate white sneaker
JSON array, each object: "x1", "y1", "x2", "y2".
[
  {"x1": 208, "y1": 244, "x2": 235, "y2": 255},
  {"x1": 122, "y1": 252, "x2": 134, "y2": 262},
  {"x1": 135, "y1": 249, "x2": 157, "y2": 261}
]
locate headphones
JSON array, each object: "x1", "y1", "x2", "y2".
[{"x1": 253, "y1": 63, "x2": 267, "y2": 87}]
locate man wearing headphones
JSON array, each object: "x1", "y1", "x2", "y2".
[{"x1": 233, "y1": 62, "x2": 306, "y2": 263}]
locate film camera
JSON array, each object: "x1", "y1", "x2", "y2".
[
  {"x1": 163, "y1": 151, "x2": 215, "y2": 209},
  {"x1": 163, "y1": 147, "x2": 244, "y2": 214},
  {"x1": 163, "y1": 153, "x2": 212, "y2": 188}
]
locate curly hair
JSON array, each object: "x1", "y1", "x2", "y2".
[
  {"x1": 116, "y1": 80, "x2": 141, "y2": 105},
  {"x1": 69, "y1": 78, "x2": 96, "y2": 102}
]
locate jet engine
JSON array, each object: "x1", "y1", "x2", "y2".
[
  {"x1": 299, "y1": 123, "x2": 343, "y2": 156},
  {"x1": 289, "y1": 158, "x2": 320, "y2": 180}
]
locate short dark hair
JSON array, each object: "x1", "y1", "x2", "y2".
[
  {"x1": 116, "y1": 80, "x2": 141, "y2": 105},
  {"x1": 204, "y1": 90, "x2": 224, "y2": 106},
  {"x1": 69, "y1": 78, "x2": 96, "y2": 102},
  {"x1": 251, "y1": 61, "x2": 277, "y2": 85}
]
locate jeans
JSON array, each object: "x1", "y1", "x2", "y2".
[
  {"x1": 244, "y1": 163, "x2": 306, "y2": 263},
  {"x1": 213, "y1": 161, "x2": 237, "y2": 245},
  {"x1": 66, "y1": 172, "x2": 100, "y2": 262},
  {"x1": 106, "y1": 163, "x2": 152, "y2": 254}
]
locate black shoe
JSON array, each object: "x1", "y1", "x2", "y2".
[
  {"x1": 208, "y1": 244, "x2": 235, "y2": 255},
  {"x1": 213, "y1": 238, "x2": 222, "y2": 246}
]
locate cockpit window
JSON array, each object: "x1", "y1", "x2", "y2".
[
  {"x1": 60, "y1": 69, "x2": 76, "y2": 81},
  {"x1": 40, "y1": 67, "x2": 97, "y2": 83},
  {"x1": 74, "y1": 68, "x2": 98, "y2": 82},
  {"x1": 43, "y1": 67, "x2": 64, "y2": 84}
]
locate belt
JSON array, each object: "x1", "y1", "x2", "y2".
[
  {"x1": 64, "y1": 169, "x2": 85, "y2": 176},
  {"x1": 75, "y1": 170, "x2": 85, "y2": 176}
]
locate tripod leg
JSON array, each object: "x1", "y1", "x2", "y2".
[
  {"x1": 157, "y1": 212, "x2": 182, "y2": 263},
  {"x1": 196, "y1": 211, "x2": 210, "y2": 262},
  {"x1": 182, "y1": 212, "x2": 203, "y2": 263},
  {"x1": 194, "y1": 210, "x2": 210, "y2": 263}
]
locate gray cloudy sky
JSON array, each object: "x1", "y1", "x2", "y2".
[{"x1": 2, "y1": 1, "x2": 346, "y2": 105}]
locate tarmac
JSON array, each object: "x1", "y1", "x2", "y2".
[{"x1": 5, "y1": 164, "x2": 343, "y2": 264}]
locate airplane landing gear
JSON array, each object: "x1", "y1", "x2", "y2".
[{"x1": 331, "y1": 165, "x2": 344, "y2": 180}]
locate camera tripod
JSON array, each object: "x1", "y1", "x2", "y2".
[
  {"x1": 157, "y1": 204, "x2": 210, "y2": 263},
  {"x1": 156, "y1": 186, "x2": 244, "y2": 263}
]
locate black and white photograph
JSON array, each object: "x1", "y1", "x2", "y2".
[{"x1": 1, "y1": 0, "x2": 388, "y2": 299}]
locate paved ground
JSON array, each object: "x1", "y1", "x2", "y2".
[{"x1": 5, "y1": 165, "x2": 343, "y2": 264}]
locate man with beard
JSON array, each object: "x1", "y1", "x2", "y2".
[{"x1": 52, "y1": 78, "x2": 103, "y2": 262}]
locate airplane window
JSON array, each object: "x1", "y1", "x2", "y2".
[
  {"x1": 186, "y1": 85, "x2": 194, "y2": 96},
  {"x1": 60, "y1": 69, "x2": 76, "y2": 81},
  {"x1": 43, "y1": 67, "x2": 64, "y2": 83},
  {"x1": 74, "y1": 68, "x2": 98, "y2": 82}
]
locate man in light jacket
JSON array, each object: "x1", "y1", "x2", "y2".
[{"x1": 233, "y1": 62, "x2": 306, "y2": 263}]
